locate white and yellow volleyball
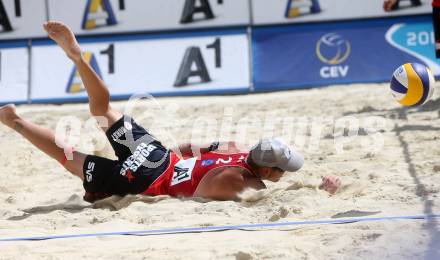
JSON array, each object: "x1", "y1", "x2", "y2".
[{"x1": 390, "y1": 63, "x2": 435, "y2": 107}]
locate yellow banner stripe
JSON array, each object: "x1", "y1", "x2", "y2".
[
  {"x1": 83, "y1": 52, "x2": 92, "y2": 62},
  {"x1": 85, "y1": 0, "x2": 102, "y2": 29},
  {"x1": 90, "y1": 0, "x2": 101, "y2": 12}
]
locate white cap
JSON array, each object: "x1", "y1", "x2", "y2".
[{"x1": 250, "y1": 138, "x2": 304, "y2": 172}]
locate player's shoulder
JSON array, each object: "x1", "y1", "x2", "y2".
[
  {"x1": 215, "y1": 141, "x2": 250, "y2": 154},
  {"x1": 212, "y1": 165, "x2": 248, "y2": 177},
  {"x1": 214, "y1": 167, "x2": 265, "y2": 191},
  {"x1": 194, "y1": 166, "x2": 246, "y2": 200}
]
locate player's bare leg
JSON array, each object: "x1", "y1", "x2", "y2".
[
  {"x1": 0, "y1": 104, "x2": 86, "y2": 180},
  {"x1": 43, "y1": 21, "x2": 122, "y2": 131}
]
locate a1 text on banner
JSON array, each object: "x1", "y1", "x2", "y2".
[
  {"x1": 0, "y1": 0, "x2": 47, "y2": 40},
  {"x1": 251, "y1": 0, "x2": 432, "y2": 26},
  {"x1": 47, "y1": 0, "x2": 250, "y2": 36},
  {"x1": 31, "y1": 29, "x2": 250, "y2": 103}
]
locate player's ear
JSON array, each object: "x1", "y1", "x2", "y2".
[{"x1": 259, "y1": 167, "x2": 271, "y2": 179}]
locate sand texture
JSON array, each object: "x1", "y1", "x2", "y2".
[{"x1": 1, "y1": 83, "x2": 440, "y2": 259}]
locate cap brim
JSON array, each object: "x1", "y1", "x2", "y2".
[{"x1": 280, "y1": 151, "x2": 304, "y2": 172}]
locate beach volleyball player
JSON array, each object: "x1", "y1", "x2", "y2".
[{"x1": 0, "y1": 21, "x2": 341, "y2": 203}]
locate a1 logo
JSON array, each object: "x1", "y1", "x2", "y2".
[
  {"x1": 180, "y1": 0, "x2": 224, "y2": 24},
  {"x1": 0, "y1": 0, "x2": 22, "y2": 32},
  {"x1": 174, "y1": 38, "x2": 222, "y2": 87}
]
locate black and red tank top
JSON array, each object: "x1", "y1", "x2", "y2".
[{"x1": 143, "y1": 152, "x2": 254, "y2": 197}]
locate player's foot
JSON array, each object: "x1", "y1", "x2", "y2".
[
  {"x1": 383, "y1": 0, "x2": 398, "y2": 12},
  {"x1": 43, "y1": 21, "x2": 82, "y2": 62},
  {"x1": 0, "y1": 104, "x2": 18, "y2": 128}
]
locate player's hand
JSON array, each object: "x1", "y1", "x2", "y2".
[
  {"x1": 319, "y1": 175, "x2": 341, "y2": 194},
  {"x1": 383, "y1": 0, "x2": 397, "y2": 12}
]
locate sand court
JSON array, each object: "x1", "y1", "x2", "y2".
[{"x1": 1, "y1": 83, "x2": 440, "y2": 259}]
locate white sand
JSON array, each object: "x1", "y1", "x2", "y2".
[{"x1": 1, "y1": 83, "x2": 440, "y2": 259}]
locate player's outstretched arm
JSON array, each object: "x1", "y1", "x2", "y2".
[
  {"x1": 174, "y1": 142, "x2": 214, "y2": 158},
  {"x1": 174, "y1": 141, "x2": 248, "y2": 158}
]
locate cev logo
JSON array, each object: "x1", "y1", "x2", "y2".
[
  {"x1": 316, "y1": 33, "x2": 351, "y2": 65},
  {"x1": 316, "y1": 33, "x2": 351, "y2": 78}
]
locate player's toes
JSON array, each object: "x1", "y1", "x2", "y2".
[
  {"x1": 0, "y1": 104, "x2": 16, "y2": 113},
  {"x1": 44, "y1": 21, "x2": 65, "y2": 33},
  {"x1": 43, "y1": 21, "x2": 57, "y2": 30},
  {"x1": 0, "y1": 104, "x2": 17, "y2": 124}
]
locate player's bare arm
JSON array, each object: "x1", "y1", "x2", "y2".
[{"x1": 175, "y1": 141, "x2": 248, "y2": 158}]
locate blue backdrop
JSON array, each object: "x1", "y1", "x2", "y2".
[{"x1": 252, "y1": 15, "x2": 438, "y2": 92}]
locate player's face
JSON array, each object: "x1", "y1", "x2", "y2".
[{"x1": 260, "y1": 167, "x2": 285, "y2": 182}]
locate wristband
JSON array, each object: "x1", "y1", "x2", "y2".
[{"x1": 208, "y1": 141, "x2": 220, "y2": 152}]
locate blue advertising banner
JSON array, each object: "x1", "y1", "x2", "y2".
[
  {"x1": 252, "y1": 15, "x2": 439, "y2": 91},
  {"x1": 0, "y1": 41, "x2": 29, "y2": 105},
  {"x1": 30, "y1": 29, "x2": 250, "y2": 104},
  {"x1": 251, "y1": 0, "x2": 432, "y2": 26}
]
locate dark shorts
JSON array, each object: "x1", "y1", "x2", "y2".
[{"x1": 82, "y1": 115, "x2": 170, "y2": 202}]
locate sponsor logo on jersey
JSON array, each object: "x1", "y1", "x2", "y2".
[
  {"x1": 124, "y1": 121, "x2": 133, "y2": 130},
  {"x1": 201, "y1": 159, "x2": 214, "y2": 167},
  {"x1": 171, "y1": 157, "x2": 197, "y2": 186},
  {"x1": 120, "y1": 143, "x2": 157, "y2": 176},
  {"x1": 86, "y1": 162, "x2": 95, "y2": 182},
  {"x1": 111, "y1": 123, "x2": 131, "y2": 141}
]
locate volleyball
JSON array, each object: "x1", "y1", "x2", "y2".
[{"x1": 390, "y1": 63, "x2": 435, "y2": 107}]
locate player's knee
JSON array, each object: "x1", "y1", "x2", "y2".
[{"x1": 63, "y1": 151, "x2": 86, "y2": 181}]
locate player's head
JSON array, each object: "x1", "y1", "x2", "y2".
[{"x1": 247, "y1": 138, "x2": 304, "y2": 182}]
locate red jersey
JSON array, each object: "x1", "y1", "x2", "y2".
[
  {"x1": 143, "y1": 152, "x2": 254, "y2": 197},
  {"x1": 434, "y1": 0, "x2": 440, "y2": 7}
]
